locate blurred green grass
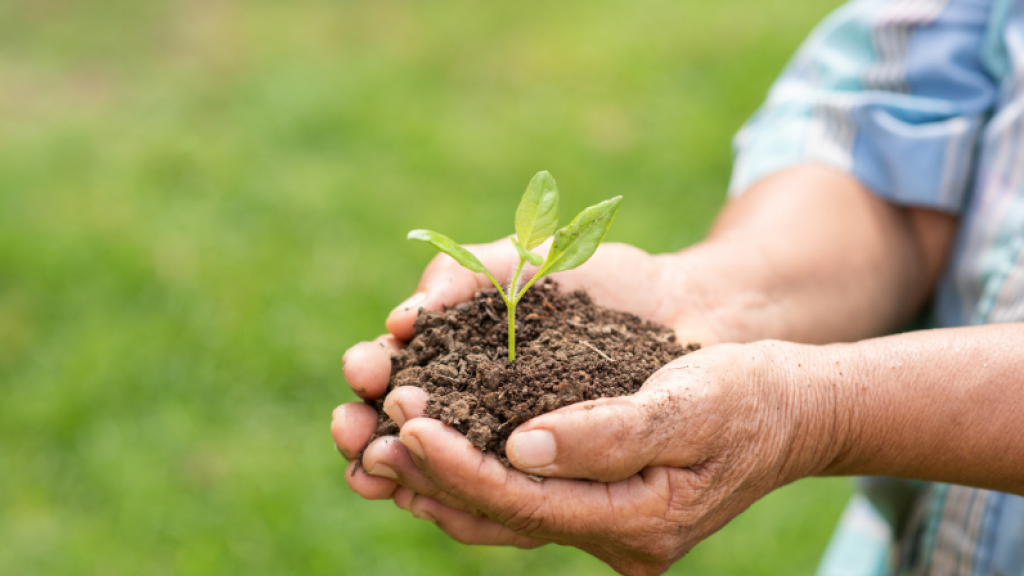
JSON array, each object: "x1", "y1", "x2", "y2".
[{"x1": 0, "y1": 0, "x2": 852, "y2": 574}]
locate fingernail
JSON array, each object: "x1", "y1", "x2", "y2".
[
  {"x1": 368, "y1": 463, "x2": 399, "y2": 480},
  {"x1": 510, "y1": 430, "x2": 556, "y2": 469},
  {"x1": 336, "y1": 444, "x2": 354, "y2": 460},
  {"x1": 394, "y1": 292, "x2": 427, "y2": 313},
  {"x1": 415, "y1": 510, "x2": 438, "y2": 523},
  {"x1": 383, "y1": 401, "x2": 406, "y2": 428},
  {"x1": 399, "y1": 435, "x2": 426, "y2": 460}
]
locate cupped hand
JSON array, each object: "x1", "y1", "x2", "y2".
[
  {"x1": 348, "y1": 342, "x2": 830, "y2": 575},
  {"x1": 331, "y1": 238, "x2": 745, "y2": 571},
  {"x1": 333, "y1": 239, "x2": 719, "y2": 488}
]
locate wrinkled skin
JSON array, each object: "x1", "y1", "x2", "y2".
[{"x1": 332, "y1": 239, "x2": 826, "y2": 576}]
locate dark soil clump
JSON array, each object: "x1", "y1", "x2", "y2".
[{"x1": 368, "y1": 280, "x2": 698, "y2": 466}]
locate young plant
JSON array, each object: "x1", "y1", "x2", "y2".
[{"x1": 408, "y1": 171, "x2": 621, "y2": 362}]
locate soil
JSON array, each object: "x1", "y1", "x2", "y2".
[{"x1": 365, "y1": 280, "x2": 699, "y2": 467}]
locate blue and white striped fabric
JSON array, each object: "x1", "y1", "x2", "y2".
[{"x1": 730, "y1": 0, "x2": 1024, "y2": 574}]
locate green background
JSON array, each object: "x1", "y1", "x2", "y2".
[{"x1": 0, "y1": 0, "x2": 852, "y2": 574}]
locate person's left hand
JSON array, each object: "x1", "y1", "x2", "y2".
[{"x1": 352, "y1": 340, "x2": 833, "y2": 576}]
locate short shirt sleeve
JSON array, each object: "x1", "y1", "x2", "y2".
[{"x1": 730, "y1": 0, "x2": 1001, "y2": 213}]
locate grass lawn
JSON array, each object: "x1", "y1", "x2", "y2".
[{"x1": 0, "y1": 0, "x2": 851, "y2": 573}]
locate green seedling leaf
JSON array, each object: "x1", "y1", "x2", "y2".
[
  {"x1": 407, "y1": 173, "x2": 621, "y2": 364},
  {"x1": 511, "y1": 237, "x2": 544, "y2": 266},
  {"x1": 540, "y1": 196, "x2": 622, "y2": 276},
  {"x1": 515, "y1": 171, "x2": 559, "y2": 250},
  {"x1": 407, "y1": 229, "x2": 487, "y2": 274}
]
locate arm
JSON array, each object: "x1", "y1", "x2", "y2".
[
  {"x1": 808, "y1": 324, "x2": 1024, "y2": 494},
  {"x1": 664, "y1": 164, "x2": 956, "y2": 345}
]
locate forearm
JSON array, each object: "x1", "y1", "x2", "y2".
[
  {"x1": 660, "y1": 165, "x2": 955, "y2": 344},
  {"x1": 792, "y1": 325, "x2": 1024, "y2": 495}
]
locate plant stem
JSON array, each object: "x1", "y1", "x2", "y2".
[
  {"x1": 508, "y1": 260, "x2": 525, "y2": 302},
  {"x1": 515, "y1": 265, "x2": 546, "y2": 301},
  {"x1": 506, "y1": 260, "x2": 525, "y2": 362},
  {"x1": 508, "y1": 302, "x2": 516, "y2": 362}
]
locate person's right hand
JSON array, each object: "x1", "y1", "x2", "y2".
[{"x1": 331, "y1": 237, "x2": 722, "y2": 524}]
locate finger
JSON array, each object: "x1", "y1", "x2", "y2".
[
  {"x1": 342, "y1": 341, "x2": 393, "y2": 400},
  {"x1": 362, "y1": 434, "x2": 480, "y2": 515},
  {"x1": 386, "y1": 240, "x2": 520, "y2": 341},
  {"x1": 505, "y1": 396, "x2": 659, "y2": 482},
  {"x1": 345, "y1": 458, "x2": 398, "y2": 500},
  {"x1": 399, "y1": 418, "x2": 713, "y2": 544},
  {"x1": 393, "y1": 485, "x2": 416, "y2": 510},
  {"x1": 399, "y1": 418, "x2": 655, "y2": 541},
  {"x1": 405, "y1": 493, "x2": 547, "y2": 549},
  {"x1": 331, "y1": 403, "x2": 380, "y2": 459},
  {"x1": 506, "y1": 383, "x2": 709, "y2": 482},
  {"x1": 382, "y1": 386, "x2": 430, "y2": 429}
]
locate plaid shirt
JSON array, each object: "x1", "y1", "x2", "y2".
[{"x1": 730, "y1": 0, "x2": 1024, "y2": 574}]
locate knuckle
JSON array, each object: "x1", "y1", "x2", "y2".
[
  {"x1": 496, "y1": 499, "x2": 547, "y2": 537},
  {"x1": 578, "y1": 405, "x2": 647, "y2": 481},
  {"x1": 590, "y1": 443, "x2": 633, "y2": 482},
  {"x1": 410, "y1": 478, "x2": 479, "y2": 516},
  {"x1": 431, "y1": 473, "x2": 471, "y2": 501},
  {"x1": 429, "y1": 488, "x2": 468, "y2": 511}
]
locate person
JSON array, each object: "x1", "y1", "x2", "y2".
[{"x1": 331, "y1": 0, "x2": 1024, "y2": 574}]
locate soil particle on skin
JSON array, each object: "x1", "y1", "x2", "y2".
[{"x1": 367, "y1": 280, "x2": 699, "y2": 467}]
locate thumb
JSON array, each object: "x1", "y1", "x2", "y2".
[{"x1": 505, "y1": 390, "x2": 703, "y2": 483}]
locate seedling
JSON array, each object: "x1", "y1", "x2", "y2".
[{"x1": 408, "y1": 171, "x2": 621, "y2": 362}]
